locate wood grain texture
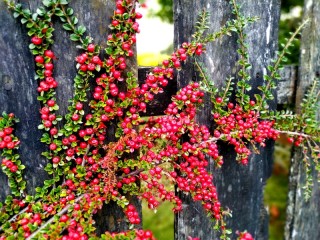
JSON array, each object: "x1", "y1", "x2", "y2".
[
  {"x1": 173, "y1": 1, "x2": 280, "y2": 239},
  {"x1": 0, "y1": 0, "x2": 48, "y2": 200},
  {"x1": 278, "y1": 65, "x2": 298, "y2": 105},
  {"x1": 285, "y1": 1, "x2": 320, "y2": 239}
]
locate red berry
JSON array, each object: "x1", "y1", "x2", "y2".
[
  {"x1": 135, "y1": 12, "x2": 143, "y2": 19},
  {"x1": 87, "y1": 63, "x2": 95, "y2": 71},
  {"x1": 20, "y1": 218, "x2": 29, "y2": 225},
  {"x1": 119, "y1": 62, "x2": 126, "y2": 69},
  {"x1": 3, "y1": 135, "x2": 12, "y2": 143},
  {"x1": 112, "y1": 20, "x2": 119, "y2": 26},
  {"x1": 69, "y1": 135, "x2": 77, "y2": 142},
  {"x1": 92, "y1": 56, "x2": 101, "y2": 64},
  {"x1": 52, "y1": 156, "x2": 60, "y2": 164},
  {"x1": 128, "y1": 49, "x2": 134, "y2": 57},
  {"x1": 60, "y1": 215, "x2": 69, "y2": 223},
  {"x1": 44, "y1": 50, "x2": 55, "y2": 58},
  {"x1": 50, "y1": 128, "x2": 58, "y2": 135},
  {"x1": 49, "y1": 143, "x2": 57, "y2": 151},
  {"x1": 47, "y1": 99, "x2": 55, "y2": 107},
  {"x1": 74, "y1": 204, "x2": 80, "y2": 211},
  {"x1": 10, "y1": 165, "x2": 18, "y2": 172},
  {"x1": 87, "y1": 44, "x2": 95, "y2": 52},
  {"x1": 4, "y1": 127, "x2": 13, "y2": 135},
  {"x1": 75, "y1": 102, "x2": 83, "y2": 110},
  {"x1": 113, "y1": 71, "x2": 121, "y2": 79},
  {"x1": 31, "y1": 36, "x2": 42, "y2": 45},
  {"x1": 195, "y1": 48, "x2": 202, "y2": 55},
  {"x1": 249, "y1": 100, "x2": 256, "y2": 106},
  {"x1": 44, "y1": 69, "x2": 52, "y2": 77},
  {"x1": 72, "y1": 114, "x2": 80, "y2": 121},
  {"x1": 35, "y1": 56, "x2": 44, "y2": 64},
  {"x1": 216, "y1": 97, "x2": 223, "y2": 104},
  {"x1": 6, "y1": 142, "x2": 15, "y2": 149},
  {"x1": 44, "y1": 63, "x2": 54, "y2": 70},
  {"x1": 174, "y1": 60, "x2": 181, "y2": 68},
  {"x1": 80, "y1": 64, "x2": 88, "y2": 71},
  {"x1": 287, "y1": 137, "x2": 294, "y2": 143},
  {"x1": 44, "y1": 120, "x2": 52, "y2": 128},
  {"x1": 122, "y1": 43, "x2": 131, "y2": 51}
]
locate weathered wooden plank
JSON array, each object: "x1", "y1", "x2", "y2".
[
  {"x1": 278, "y1": 65, "x2": 298, "y2": 105},
  {"x1": 0, "y1": 0, "x2": 141, "y2": 234},
  {"x1": 173, "y1": 0, "x2": 280, "y2": 239},
  {"x1": 0, "y1": 0, "x2": 47, "y2": 201},
  {"x1": 285, "y1": 1, "x2": 320, "y2": 239}
]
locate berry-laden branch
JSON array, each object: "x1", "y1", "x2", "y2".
[{"x1": 0, "y1": 0, "x2": 319, "y2": 240}]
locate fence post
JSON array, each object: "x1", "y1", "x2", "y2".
[
  {"x1": 173, "y1": 0, "x2": 280, "y2": 239},
  {"x1": 285, "y1": 1, "x2": 320, "y2": 239},
  {"x1": 0, "y1": 0, "x2": 140, "y2": 234}
]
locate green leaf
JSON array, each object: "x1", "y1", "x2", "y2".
[
  {"x1": 27, "y1": 28, "x2": 36, "y2": 36},
  {"x1": 62, "y1": 23, "x2": 72, "y2": 31},
  {"x1": 70, "y1": 34, "x2": 80, "y2": 42},
  {"x1": 36, "y1": 7, "x2": 46, "y2": 16},
  {"x1": 77, "y1": 25, "x2": 86, "y2": 35},
  {"x1": 42, "y1": 0, "x2": 52, "y2": 7},
  {"x1": 32, "y1": 13, "x2": 38, "y2": 21},
  {"x1": 20, "y1": 18, "x2": 28, "y2": 24},
  {"x1": 22, "y1": 9, "x2": 31, "y2": 16},
  {"x1": 105, "y1": 47, "x2": 113, "y2": 55},
  {"x1": 26, "y1": 22, "x2": 34, "y2": 28},
  {"x1": 71, "y1": 16, "x2": 78, "y2": 25},
  {"x1": 66, "y1": 7, "x2": 73, "y2": 16},
  {"x1": 13, "y1": 12, "x2": 20, "y2": 18},
  {"x1": 55, "y1": 9, "x2": 64, "y2": 17},
  {"x1": 59, "y1": 16, "x2": 66, "y2": 22}
]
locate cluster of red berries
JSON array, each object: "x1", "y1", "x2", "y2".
[
  {"x1": 76, "y1": 44, "x2": 102, "y2": 72},
  {"x1": 40, "y1": 101, "x2": 58, "y2": 129},
  {"x1": 178, "y1": 150, "x2": 222, "y2": 219},
  {"x1": 287, "y1": 135, "x2": 304, "y2": 147},
  {"x1": 17, "y1": 213, "x2": 43, "y2": 238},
  {"x1": 134, "y1": 229, "x2": 156, "y2": 240},
  {"x1": 144, "y1": 43, "x2": 203, "y2": 97},
  {"x1": 104, "y1": 229, "x2": 155, "y2": 240},
  {"x1": 124, "y1": 204, "x2": 141, "y2": 225},
  {"x1": 214, "y1": 102, "x2": 279, "y2": 164},
  {"x1": 35, "y1": 50, "x2": 58, "y2": 92},
  {"x1": 141, "y1": 176, "x2": 183, "y2": 212},
  {"x1": 134, "y1": 87, "x2": 224, "y2": 216},
  {"x1": 0, "y1": 126, "x2": 17, "y2": 150},
  {"x1": 1, "y1": 158, "x2": 18, "y2": 173},
  {"x1": 62, "y1": 220, "x2": 88, "y2": 240}
]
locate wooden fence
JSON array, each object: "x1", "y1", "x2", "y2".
[{"x1": 0, "y1": 0, "x2": 319, "y2": 239}]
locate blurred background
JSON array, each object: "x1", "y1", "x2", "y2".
[{"x1": 136, "y1": 1, "x2": 304, "y2": 239}]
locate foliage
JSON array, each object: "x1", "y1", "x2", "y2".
[
  {"x1": 150, "y1": 0, "x2": 173, "y2": 24},
  {"x1": 0, "y1": 0, "x2": 319, "y2": 240},
  {"x1": 281, "y1": 0, "x2": 303, "y2": 13}
]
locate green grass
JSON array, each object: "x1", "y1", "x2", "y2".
[
  {"x1": 264, "y1": 142, "x2": 291, "y2": 240},
  {"x1": 142, "y1": 201, "x2": 174, "y2": 240}
]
